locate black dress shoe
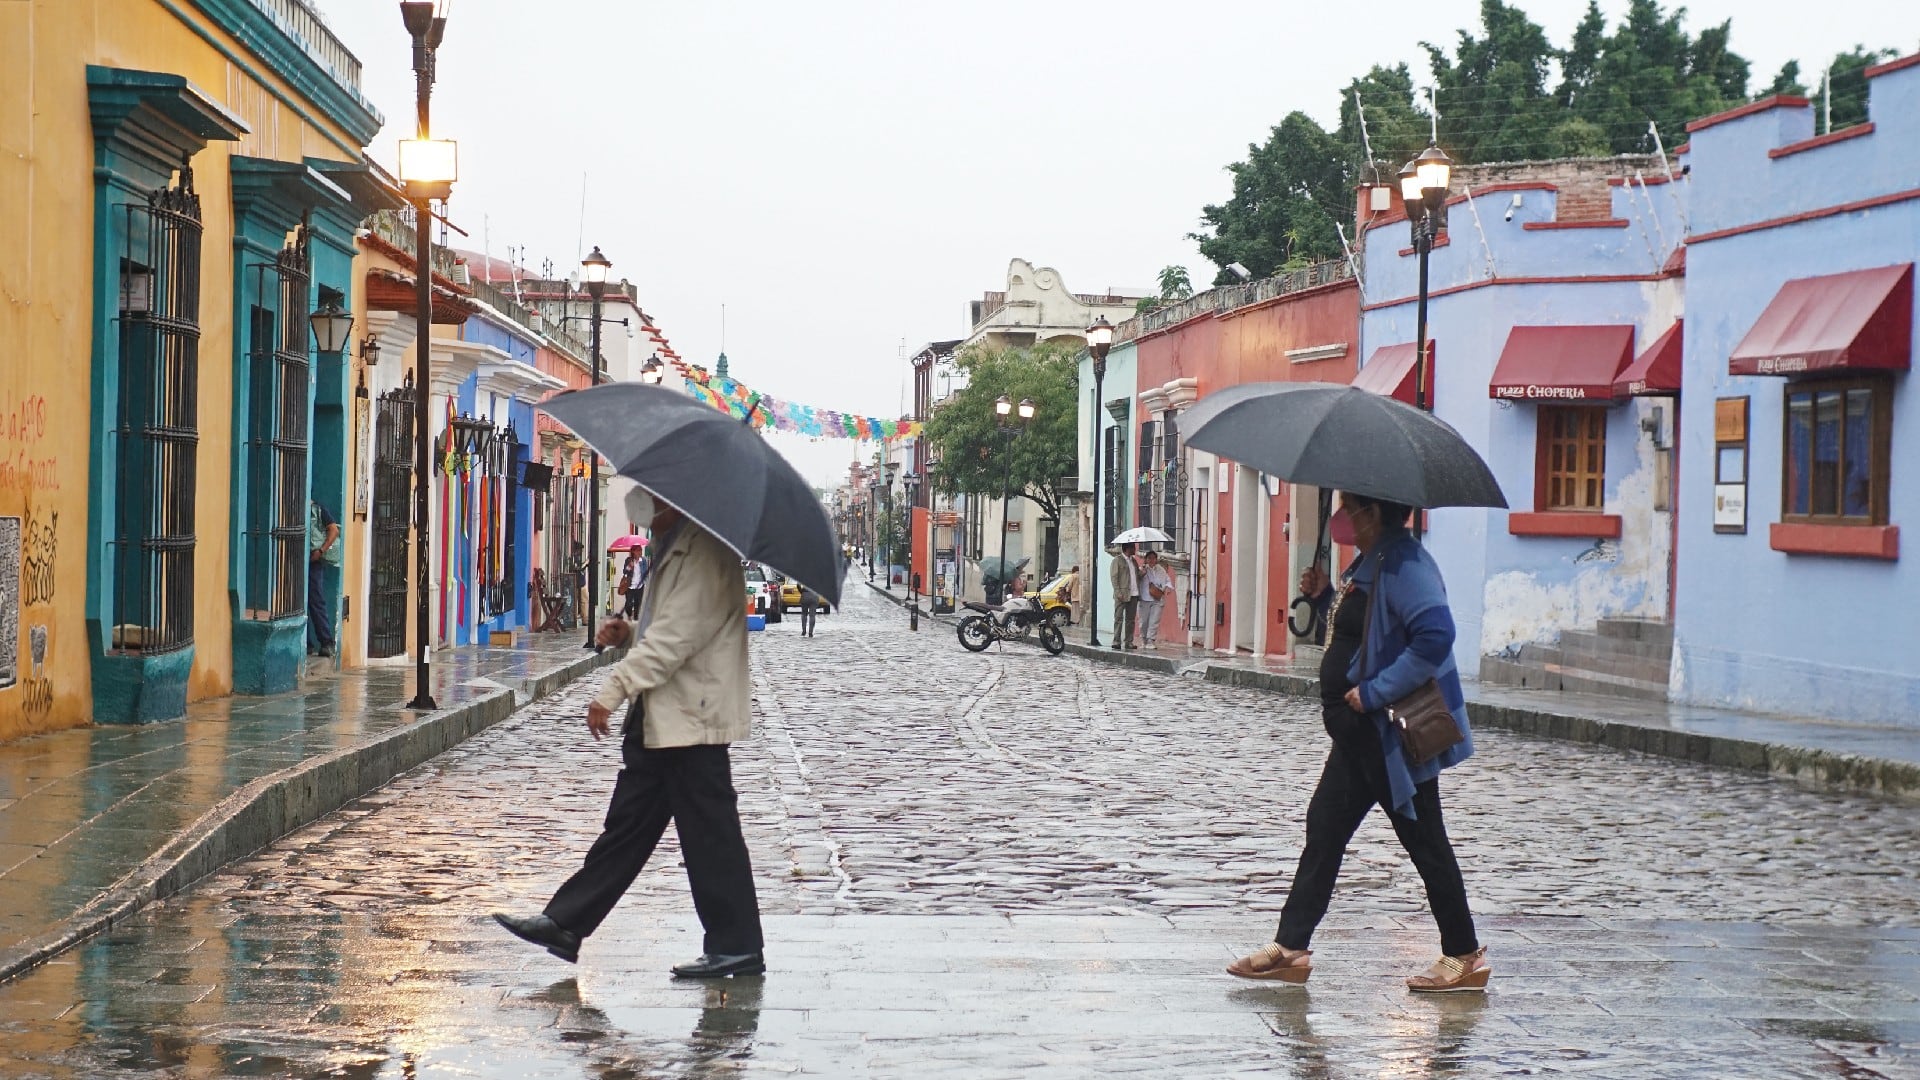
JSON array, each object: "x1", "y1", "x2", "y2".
[
  {"x1": 670, "y1": 951, "x2": 765, "y2": 978},
  {"x1": 493, "y1": 912, "x2": 580, "y2": 963}
]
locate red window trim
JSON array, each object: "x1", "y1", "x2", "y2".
[
  {"x1": 1689, "y1": 186, "x2": 1920, "y2": 245},
  {"x1": 1768, "y1": 523, "x2": 1899, "y2": 560},
  {"x1": 1685, "y1": 94, "x2": 1811, "y2": 135},
  {"x1": 1509, "y1": 511, "x2": 1623, "y2": 539}
]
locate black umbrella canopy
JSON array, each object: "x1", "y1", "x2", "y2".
[
  {"x1": 539, "y1": 383, "x2": 842, "y2": 606},
  {"x1": 1180, "y1": 382, "x2": 1507, "y2": 509}
]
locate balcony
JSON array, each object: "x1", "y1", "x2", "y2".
[{"x1": 248, "y1": 0, "x2": 364, "y2": 95}]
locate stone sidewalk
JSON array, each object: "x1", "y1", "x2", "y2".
[
  {"x1": 0, "y1": 636, "x2": 619, "y2": 982},
  {"x1": 871, "y1": 583, "x2": 1920, "y2": 802}
]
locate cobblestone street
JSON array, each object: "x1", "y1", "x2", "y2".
[{"x1": 3, "y1": 584, "x2": 1918, "y2": 1077}]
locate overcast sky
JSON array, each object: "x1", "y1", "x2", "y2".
[{"x1": 318, "y1": 0, "x2": 1919, "y2": 485}]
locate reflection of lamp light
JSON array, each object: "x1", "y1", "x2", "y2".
[{"x1": 309, "y1": 299, "x2": 355, "y2": 354}]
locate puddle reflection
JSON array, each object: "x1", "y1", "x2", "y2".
[{"x1": 521, "y1": 976, "x2": 764, "y2": 1079}]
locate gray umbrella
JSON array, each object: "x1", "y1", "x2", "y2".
[
  {"x1": 1180, "y1": 382, "x2": 1507, "y2": 509},
  {"x1": 539, "y1": 383, "x2": 842, "y2": 606},
  {"x1": 975, "y1": 554, "x2": 1030, "y2": 584}
]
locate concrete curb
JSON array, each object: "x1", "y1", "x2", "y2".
[
  {"x1": 0, "y1": 647, "x2": 620, "y2": 984},
  {"x1": 1068, "y1": 642, "x2": 1920, "y2": 802}
]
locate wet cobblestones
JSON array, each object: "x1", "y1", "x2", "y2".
[{"x1": 3, "y1": 586, "x2": 1917, "y2": 1077}]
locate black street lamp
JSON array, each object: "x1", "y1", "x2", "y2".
[
  {"x1": 1084, "y1": 316, "x2": 1113, "y2": 646},
  {"x1": 579, "y1": 245, "x2": 611, "y2": 649},
  {"x1": 398, "y1": 0, "x2": 456, "y2": 711},
  {"x1": 882, "y1": 460, "x2": 900, "y2": 589},
  {"x1": 902, "y1": 470, "x2": 922, "y2": 628},
  {"x1": 1399, "y1": 143, "x2": 1451, "y2": 539},
  {"x1": 994, "y1": 394, "x2": 1036, "y2": 604},
  {"x1": 866, "y1": 475, "x2": 879, "y2": 582},
  {"x1": 1397, "y1": 143, "x2": 1452, "y2": 413}
]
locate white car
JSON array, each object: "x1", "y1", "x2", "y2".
[{"x1": 744, "y1": 563, "x2": 782, "y2": 623}]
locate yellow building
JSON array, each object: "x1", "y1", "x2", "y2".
[{"x1": 0, "y1": 0, "x2": 392, "y2": 739}]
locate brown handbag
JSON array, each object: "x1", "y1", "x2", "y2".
[{"x1": 1360, "y1": 557, "x2": 1465, "y2": 765}]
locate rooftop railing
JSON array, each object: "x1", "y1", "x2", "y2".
[
  {"x1": 1116, "y1": 258, "x2": 1355, "y2": 344},
  {"x1": 248, "y1": 0, "x2": 364, "y2": 94}
]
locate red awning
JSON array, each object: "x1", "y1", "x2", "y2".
[
  {"x1": 1729, "y1": 264, "x2": 1912, "y2": 375},
  {"x1": 1616, "y1": 319, "x2": 1683, "y2": 396},
  {"x1": 1489, "y1": 325, "x2": 1635, "y2": 401},
  {"x1": 1351, "y1": 342, "x2": 1434, "y2": 407}
]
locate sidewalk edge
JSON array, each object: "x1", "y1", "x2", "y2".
[
  {"x1": 0, "y1": 647, "x2": 620, "y2": 984},
  {"x1": 1070, "y1": 643, "x2": 1920, "y2": 802}
]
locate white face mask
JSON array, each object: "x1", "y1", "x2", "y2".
[{"x1": 626, "y1": 488, "x2": 656, "y2": 529}]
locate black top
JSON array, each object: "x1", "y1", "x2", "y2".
[{"x1": 1318, "y1": 583, "x2": 1369, "y2": 708}]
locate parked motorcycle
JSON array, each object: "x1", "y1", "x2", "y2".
[{"x1": 956, "y1": 595, "x2": 1066, "y2": 655}]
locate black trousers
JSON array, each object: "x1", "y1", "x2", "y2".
[
  {"x1": 799, "y1": 601, "x2": 817, "y2": 635},
  {"x1": 623, "y1": 587, "x2": 644, "y2": 619},
  {"x1": 544, "y1": 723, "x2": 764, "y2": 956},
  {"x1": 1275, "y1": 707, "x2": 1478, "y2": 957}
]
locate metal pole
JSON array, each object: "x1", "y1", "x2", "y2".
[
  {"x1": 1087, "y1": 365, "x2": 1104, "y2": 646},
  {"x1": 1412, "y1": 212, "x2": 1432, "y2": 540},
  {"x1": 583, "y1": 290, "x2": 602, "y2": 649},
  {"x1": 996, "y1": 428, "x2": 1013, "y2": 603},
  {"x1": 405, "y1": 43, "x2": 436, "y2": 709}
]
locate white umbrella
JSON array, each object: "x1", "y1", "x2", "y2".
[{"x1": 1109, "y1": 526, "x2": 1172, "y2": 545}]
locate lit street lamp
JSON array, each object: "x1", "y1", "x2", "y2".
[
  {"x1": 399, "y1": 0, "x2": 456, "y2": 711},
  {"x1": 579, "y1": 245, "x2": 611, "y2": 649},
  {"x1": 1084, "y1": 316, "x2": 1113, "y2": 645},
  {"x1": 1399, "y1": 142, "x2": 1451, "y2": 539},
  {"x1": 308, "y1": 299, "x2": 354, "y2": 354},
  {"x1": 994, "y1": 394, "x2": 1036, "y2": 604}
]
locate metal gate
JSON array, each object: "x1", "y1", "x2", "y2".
[{"x1": 367, "y1": 375, "x2": 414, "y2": 658}]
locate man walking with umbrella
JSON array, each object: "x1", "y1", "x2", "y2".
[
  {"x1": 1108, "y1": 542, "x2": 1140, "y2": 650},
  {"x1": 494, "y1": 490, "x2": 765, "y2": 978}
]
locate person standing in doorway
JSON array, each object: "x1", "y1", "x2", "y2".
[
  {"x1": 1137, "y1": 550, "x2": 1173, "y2": 647},
  {"x1": 494, "y1": 496, "x2": 765, "y2": 979},
  {"x1": 308, "y1": 499, "x2": 341, "y2": 657},
  {"x1": 1108, "y1": 542, "x2": 1139, "y2": 649}
]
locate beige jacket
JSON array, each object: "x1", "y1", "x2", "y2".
[
  {"x1": 593, "y1": 522, "x2": 750, "y2": 748},
  {"x1": 1108, "y1": 552, "x2": 1137, "y2": 602}
]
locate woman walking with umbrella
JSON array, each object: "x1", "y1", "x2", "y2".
[
  {"x1": 1174, "y1": 383, "x2": 1503, "y2": 994},
  {"x1": 1225, "y1": 492, "x2": 1486, "y2": 991}
]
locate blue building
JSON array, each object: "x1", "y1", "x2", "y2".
[
  {"x1": 1672, "y1": 58, "x2": 1920, "y2": 724},
  {"x1": 1358, "y1": 158, "x2": 1688, "y2": 692}
]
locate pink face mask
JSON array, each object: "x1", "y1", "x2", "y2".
[{"x1": 1329, "y1": 506, "x2": 1358, "y2": 546}]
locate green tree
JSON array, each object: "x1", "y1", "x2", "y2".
[
  {"x1": 1555, "y1": 1, "x2": 1608, "y2": 109},
  {"x1": 1765, "y1": 60, "x2": 1807, "y2": 96},
  {"x1": 1573, "y1": 0, "x2": 1752, "y2": 153},
  {"x1": 1424, "y1": 0, "x2": 1561, "y2": 161},
  {"x1": 1190, "y1": 111, "x2": 1352, "y2": 285},
  {"x1": 1157, "y1": 265, "x2": 1193, "y2": 301},
  {"x1": 923, "y1": 344, "x2": 1079, "y2": 524},
  {"x1": 1338, "y1": 64, "x2": 1431, "y2": 182},
  {"x1": 1820, "y1": 46, "x2": 1898, "y2": 129}
]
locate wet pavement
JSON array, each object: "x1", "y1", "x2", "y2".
[
  {"x1": 0, "y1": 637, "x2": 610, "y2": 978},
  {"x1": 3, "y1": 584, "x2": 1918, "y2": 1077}
]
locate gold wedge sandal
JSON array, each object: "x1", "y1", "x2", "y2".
[
  {"x1": 1227, "y1": 943, "x2": 1312, "y2": 984},
  {"x1": 1406, "y1": 947, "x2": 1490, "y2": 993}
]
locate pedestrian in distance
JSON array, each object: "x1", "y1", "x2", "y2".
[
  {"x1": 1137, "y1": 550, "x2": 1172, "y2": 647},
  {"x1": 619, "y1": 550, "x2": 646, "y2": 620},
  {"x1": 1228, "y1": 492, "x2": 1487, "y2": 993},
  {"x1": 1108, "y1": 542, "x2": 1140, "y2": 650},
  {"x1": 495, "y1": 495, "x2": 766, "y2": 979},
  {"x1": 307, "y1": 500, "x2": 341, "y2": 657},
  {"x1": 798, "y1": 582, "x2": 821, "y2": 637}
]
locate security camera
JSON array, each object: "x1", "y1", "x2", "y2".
[
  {"x1": 1227, "y1": 262, "x2": 1252, "y2": 281},
  {"x1": 1504, "y1": 193, "x2": 1523, "y2": 222}
]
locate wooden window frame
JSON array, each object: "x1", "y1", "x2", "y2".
[
  {"x1": 1780, "y1": 375, "x2": 1892, "y2": 527},
  {"x1": 1534, "y1": 405, "x2": 1609, "y2": 512}
]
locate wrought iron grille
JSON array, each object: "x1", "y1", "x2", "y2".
[
  {"x1": 111, "y1": 168, "x2": 203, "y2": 654},
  {"x1": 243, "y1": 228, "x2": 311, "y2": 620},
  {"x1": 1137, "y1": 419, "x2": 1158, "y2": 531},
  {"x1": 368, "y1": 376, "x2": 414, "y2": 658},
  {"x1": 490, "y1": 426, "x2": 521, "y2": 620},
  {"x1": 1188, "y1": 485, "x2": 1209, "y2": 632},
  {"x1": 1102, "y1": 426, "x2": 1128, "y2": 541},
  {"x1": 1161, "y1": 412, "x2": 1183, "y2": 551}
]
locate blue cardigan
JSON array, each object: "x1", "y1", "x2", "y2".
[{"x1": 1346, "y1": 528, "x2": 1474, "y2": 819}]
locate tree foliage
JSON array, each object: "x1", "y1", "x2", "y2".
[
  {"x1": 1190, "y1": 0, "x2": 1903, "y2": 282},
  {"x1": 923, "y1": 344, "x2": 1080, "y2": 522}
]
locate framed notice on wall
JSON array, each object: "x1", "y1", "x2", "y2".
[{"x1": 1713, "y1": 396, "x2": 1748, "y2": 533}]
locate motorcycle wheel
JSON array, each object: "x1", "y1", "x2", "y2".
[
  {"x1": 1038, "y1": 622, "x2": 1066, "y2": 655},
  {"x1": 957, "y1": 616, "x2": 993, "y2": 652}
]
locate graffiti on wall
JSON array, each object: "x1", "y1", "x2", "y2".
[
  {"x1": 0, "y1": 516, "x2": 16, "y2": 690},
  {"x1": 0, "y1": 393, "x2": 57, "y2": 494}
]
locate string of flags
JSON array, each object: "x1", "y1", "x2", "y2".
[{"x1": 682, "y1": 371, "x2": 922, "y2": 441}]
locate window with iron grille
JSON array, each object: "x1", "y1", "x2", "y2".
[
  {"x1": 368, "y1": 376, "x2": 414, "y2": 658},
  {"x1": 1161, "y1": 411, "x2": 1183, "y2": 551},
  {"x1": 1137, "y1": 419, "x2": 1158, "y2": 531},
  {"x1": 111, "y1": 170, "x2": 203, "y2": 654},
  {"x1": 243, "y1": 229, "x2": 311, "y2": 620},
  {"x1": 1536, "y1": 406, "x2": 1607, "y2": 512},
  {"x1": 1102, "y1": 424, "x2": 1128, "y2": 541}
]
